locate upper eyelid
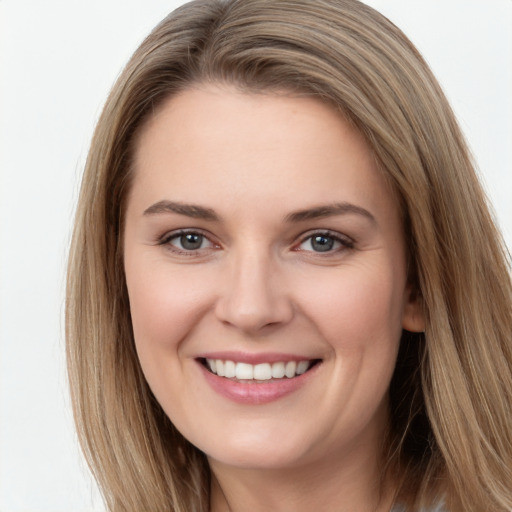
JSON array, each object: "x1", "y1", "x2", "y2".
[
  {"x1": 296, "y1": 229, "x2": 354, "y2": 245},
  {"x1": 159, "y1": 228, "x2": 214, "y2": 244}
]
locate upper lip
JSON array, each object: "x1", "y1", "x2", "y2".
[{"x1": 195, "y1": 351, "x2": 321, "y2": 365}]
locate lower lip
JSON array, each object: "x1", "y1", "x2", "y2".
[{"x1": 198, "y1": 361, "x2": 320, "y2": 405}]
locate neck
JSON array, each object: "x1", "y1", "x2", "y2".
[{"x1": 209, "y1": 437, "x2": 396, "y2": 512}]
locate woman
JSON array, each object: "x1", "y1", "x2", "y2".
[{"x1": 66, "y1": 1, "x2": 512, "y2": 511}]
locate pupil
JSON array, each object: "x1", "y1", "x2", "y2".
[
  {"x1": 181, "y1": 233, "x2": 202, "y2": 250},
  {"x1": 312, "y1": 235, "x2": 333, "y2": 252}
]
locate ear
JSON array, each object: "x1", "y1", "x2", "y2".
[{"x1": 402, "y1": 285, "x2": 425, "y2": 333}]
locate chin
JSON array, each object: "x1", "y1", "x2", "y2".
[
  {"x1": 197, "y1": 424, "x2": 326, "y2": 471},
  {"x1": 207, "y1": 445, "x2": 309, "y2": 471}
]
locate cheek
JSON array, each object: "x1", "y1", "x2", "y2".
[
  {"x1": 295, "y1": 263, "x2": 406, "y2": 430},
  {"x1": 296, "y1": 262, "x2": 406, "y2": 353},
  {"x1": 124, "y1": 257, "x2": 218, "y2": 417},
  {"x1": 125, "y1": 257, "x2": 213, "y2": 364}
]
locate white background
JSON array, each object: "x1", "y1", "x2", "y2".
[{"x1": 0, "y1": 1, "x2": 510, "y2": 511}]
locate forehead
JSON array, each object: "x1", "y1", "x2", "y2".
[{"x1": 130, "y1": 85, "x2": 398, "y2": 224}]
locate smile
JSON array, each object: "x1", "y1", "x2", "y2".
[
  {"x1": 204, "y1": 358, "x2": 318, "y2": 381},
  {"x1": 198, "y1": 356, "x2": 322, "y2": 404}
]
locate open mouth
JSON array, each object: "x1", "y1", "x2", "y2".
[{"x1": 199, "y1": 358, "x2": 321, "y2": 382}]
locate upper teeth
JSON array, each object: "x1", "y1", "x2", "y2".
[{"x1": 206, "y1": 359, "x2": 312, "y2": 380}]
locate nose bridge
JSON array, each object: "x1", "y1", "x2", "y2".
[{"x1": 215, "y1": 242, "x2": 292, "y2": 333}]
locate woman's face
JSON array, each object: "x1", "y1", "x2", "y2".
[{"x1": 124, "y1": 85, "x2": 423, "y2": 472}]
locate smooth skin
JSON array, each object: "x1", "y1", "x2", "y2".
[{"x1": 123, "y1": 85, "x2": 424, "y2": 512}]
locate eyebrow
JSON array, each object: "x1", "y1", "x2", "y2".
[
  {"x1": 143, "y1": 200, "x2": 375, "y2": 224},
  {"x1": 285, "y1": 202, "x2": 376, "y2": 224},
  {"x1": 143, "y1": 200, "x2": 219, "y2": 221}
]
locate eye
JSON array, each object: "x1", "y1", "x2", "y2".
[
  {"x1": 173, "y1": 232, "x2": 208, "y2": 250},
  {"x1": 297, "y1": 232, "x2": 353, "y2": 253},
  {"x1": 160, "y1": 230, "x2": 217, "y2": 253}
]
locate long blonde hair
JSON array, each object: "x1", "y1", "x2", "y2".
[{"x1": 66, "y1": 1, "x2": 512, "y2": 510}]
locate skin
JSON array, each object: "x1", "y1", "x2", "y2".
[{"x1": 124, "y1": 85, "x2": 424, "y2": 512}]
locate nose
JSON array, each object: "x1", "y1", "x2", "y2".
[{"x1": 214, "y1": 249, "x2": 294, "y2": 334}]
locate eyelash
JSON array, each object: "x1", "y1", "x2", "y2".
[
  {"x1": 157, "y1": 229, "x2": 354, "y2": 256},
  {"x1": 295, "y1": 230, "x2": 355, "y2": 254},
  {"x1": 158, "y1": 229, "x2": 218, "y2": 256}
]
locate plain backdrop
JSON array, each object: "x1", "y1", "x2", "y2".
[{"x1": 0, "y1": 1, "x2": 510, "y2": 511}]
